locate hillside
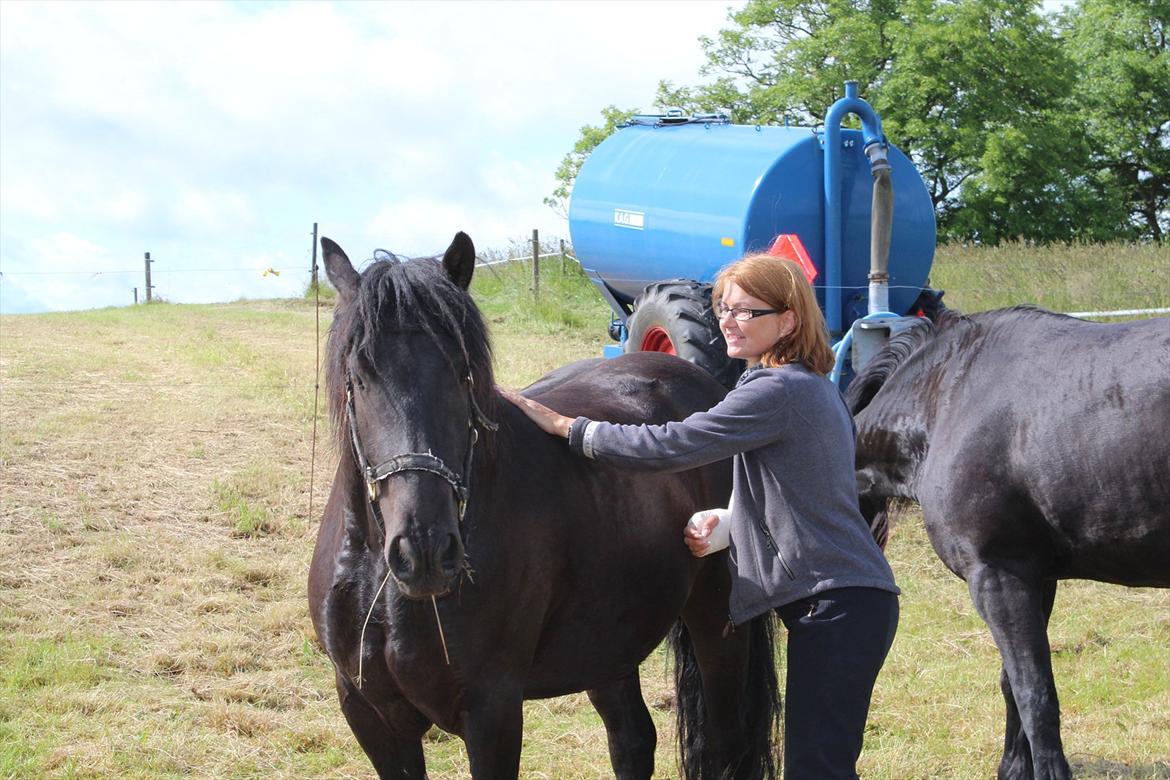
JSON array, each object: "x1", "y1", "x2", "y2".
[{"x1": 2, "y1": 244, "x2": 1168, "y2": 778}]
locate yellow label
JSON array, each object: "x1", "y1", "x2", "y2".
[{"x1": 721, "y1": 237, "x2": 735, "y2": 247}]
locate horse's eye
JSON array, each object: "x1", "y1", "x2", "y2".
[
  {"x1": 349, "y1": 352, "x2": 377, "y2": 390},
  {"x1": 347, "y1": 362, "x2": 367, "y2": 391}
]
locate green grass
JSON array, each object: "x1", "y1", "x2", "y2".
[
  {"x1": 1, "y1": 243, "x2": 1167, "y2": 779},
  {"x1": 472, "y1": 255, "x2": 612, "y2": 332},
  {"x1": 213, "y1": 480, "x2": 274, "y2": 537},
  {"x1": 211, "y1": 462, "x2": 293, "y2": 538},
  {"x1": 930, "y1": 241, "x2": 1170, "y2": 314}
]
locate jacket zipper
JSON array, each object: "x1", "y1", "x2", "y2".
[{"x1": 754, "y1": 518, "x2": 796, "y2": 580}]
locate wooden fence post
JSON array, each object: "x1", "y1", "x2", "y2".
[
  {"x1": 144, "y1": 252, "x2": 153, "y2": 302},
  {"x1": 560, "y1": 239, "x2": 566, "y2": 275},
  {"x1": 532, "y1": 229, "x2": 540, "y2": 299},
  {"x1": 311, "y1": 222, "x2": 319, "y2": 290}
]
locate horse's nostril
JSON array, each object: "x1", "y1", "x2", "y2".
[
  {"x1": 438, "y1": 532, "x2": 464, "y2": 576},
  {"x1": 389, "y1": 535, "x2": 416, "y2": 578}
]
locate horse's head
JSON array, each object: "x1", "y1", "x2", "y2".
[
  {"x1": 322, "y1": 233, "x2": 495, "y2": 599},
  {"x1": 845, "y1": 320, "x2": 939, "y2": 550}
]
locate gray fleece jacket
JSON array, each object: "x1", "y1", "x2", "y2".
[{"x1": 567, "y1": 363, "x2": 898, "y2": 625}]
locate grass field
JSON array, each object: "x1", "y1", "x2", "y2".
[{"x1": 1, "y1": 243, "x2": 1168, "y2": 779}]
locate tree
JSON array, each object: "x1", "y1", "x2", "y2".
[
  {"x1": 656, "y1": 0, "x2": 899, "y2": 124},
  {"x1": 880, "y1": 0, "x2": 1080, "y2": 239},
  {"x1": 550, "y1": 0, "x2": 1165, "y2": 243},
  {"x1": 1060, "y1": 0, "x2": 1170, "y2": 241},
  {"x1": 658, "y1": 0, "x2": 1077, "y2": 240},
  {"x1": 952, "y1": 0, "x2": 1169, "y2": 242}
]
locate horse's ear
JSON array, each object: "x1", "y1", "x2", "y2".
[
  {"x1": 321, "y1": 238, "x2": 360, "y2": 301},
  {"x1": 442, "y1": 232, "x2": 476, "y2": 290}
]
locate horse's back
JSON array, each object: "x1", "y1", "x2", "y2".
[
  {"x1": 953, "y1": 312, "x2": 1168, "y2": 458},
  {"x1": 525, "y1": 351, "x2": 728, "y2": 424},
  {"x1": 521, "y1": 358, "x2": 606, "y2": 397}
]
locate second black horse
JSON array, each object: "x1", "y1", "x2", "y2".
[{"x1": 846, "y1": 305, "x2": 1170, "y2": 780}]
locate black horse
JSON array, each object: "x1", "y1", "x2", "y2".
[
  {"x1": 845, "y1": 305, "x2": 1170, "y2": 780},
  {"x1": 308, "y1": 234, "x2": 781, "y2": 779}
]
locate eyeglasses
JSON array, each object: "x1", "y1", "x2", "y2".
[{"x1": 715, "y1": 303, "x2": 782, "y2": 321}]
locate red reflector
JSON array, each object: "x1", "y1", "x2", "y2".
[{"x1": 767, "y1": 234, "x2": 818, "y2": 283}]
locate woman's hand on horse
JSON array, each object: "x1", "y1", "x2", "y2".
[
  {"x1": 684, "y1": 514, "x2": 719, "y2": 557},
  {"x1": 499, "y1": 388, "x2": 573, "y2": 439}
]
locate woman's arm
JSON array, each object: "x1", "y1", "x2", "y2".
[
  {"x1": 501, "y1": 371, "x2": 790, "y2": 472},
  {"x1": 498, "y1": 388, "x2": 572, "y2": 438}
]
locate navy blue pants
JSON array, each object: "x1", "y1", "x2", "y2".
[{"x1": 774, "y1": 587, "x2": 899, "y2": 780}]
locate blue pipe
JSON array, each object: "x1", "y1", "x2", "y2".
[
  {"x1": 824, "y1": 81, "x2": 886, "y2": 336},
  {"x1": 829, "y1": 311, "x2": 896, "y2": 386}
]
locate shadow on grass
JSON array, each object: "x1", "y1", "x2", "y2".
[{"x1": 1071, "y1": 755, "x2": 1170, "y2": 779}]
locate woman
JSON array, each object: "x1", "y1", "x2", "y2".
[{"x1": 502, "y1": 254, "x2": 898, "y2": 780}]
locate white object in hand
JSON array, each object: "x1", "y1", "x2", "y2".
[{"x1": 687, "y1": 508, "x2": 731, "y2": 556}]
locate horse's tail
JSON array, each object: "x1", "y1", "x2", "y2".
[
  {"x1": 671, "y1": 613, "x2": 782, "y2": 780},
  {"x1": 871, "y1": 506, "x2": 892, "y2": 551},
  {"x1": 670, "y1": 619, "x2": 708, "y2": 779},
  {"x1": 860, "y1": 495, "x2": 892, "y2": 550}
]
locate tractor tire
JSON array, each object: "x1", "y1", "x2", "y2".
[{"x1": 626, "y1": 279, "x2": 744, "y2": 389}]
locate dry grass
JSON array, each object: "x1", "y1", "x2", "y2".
[
  {"x1": 2, "y1": 253, "x2": 1168, "y2": 778},
  {"x1": 1, "y1": 301, "x2": 357, "y2": 778}
]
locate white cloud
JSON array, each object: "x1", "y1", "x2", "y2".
[
  {"x1": 2, "y1": 233, "x2": 134, "y2": 312},
  {"x1": 0, "y1": 0, "x2": 738, "y2": 313},
  {"x1": 365, "y1": 199, "x2": 489, "y2": 257},
  {"x1": 1, "y1": 170, "x2": 149, "y2": 226},
  {"x1": 28, "y1": 233, "x2": 109, "y2": 270},
  {"x1": 169, "y1": 188, "x2": 257, "y2": 235}
]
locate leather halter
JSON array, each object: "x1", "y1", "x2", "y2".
[{"x1": 345, "y1": 368, "x2": 498, "y2": 538}]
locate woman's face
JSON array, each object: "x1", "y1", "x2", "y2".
[{"x1": 718, "y1": 281, "x2": 796, "y2": 365}]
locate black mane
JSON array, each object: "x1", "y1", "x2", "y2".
[
  {"x1": 845, "y1": 319, "x2": 940, "y2": 415},
  {"x1": 324, "y1": 254, "x2": 495, "y2": 452}
]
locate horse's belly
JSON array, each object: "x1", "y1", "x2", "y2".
[
  {"x1": 522, "y1": 567, "x2": 694, "y2": 696},
  {"x1": 522, "y1": 640, "x2": 668, "y2": 699},
  {"x1": 1056, "y1": 536, "x2": 1170, "y2": 587}
]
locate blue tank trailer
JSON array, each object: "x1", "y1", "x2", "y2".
[{"x1": 568, "y1": 82, "x2": 938, "y2": 387}]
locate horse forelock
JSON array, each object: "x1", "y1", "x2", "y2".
[{"x1": 325, "y1": 255, "x2": 496, "y2": 455}]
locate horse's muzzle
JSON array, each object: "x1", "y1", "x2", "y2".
[{"x1": 386, "y1": 530, "x2": 465, "y2": 599}]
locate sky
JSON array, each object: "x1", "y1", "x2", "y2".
[{"x1": 0, "y1": 0, "x2": 738, "y2": 314}]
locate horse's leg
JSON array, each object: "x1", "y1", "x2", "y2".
[
  {"x1": 999, "y1": 579, "x2": 1058, "y2": 779},
  {"x1": 965, "y1": 565, "x2": 1071, "y2": 780},
  {"x1": 463, "y1": 685, "x2": 524, "y2": 779},
  {"x1": 587, "y1": 672, "x2": 657, "y2": 780},
  {"x1": 336, "y1": 675, "x2": 429, "y2": 779}
]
